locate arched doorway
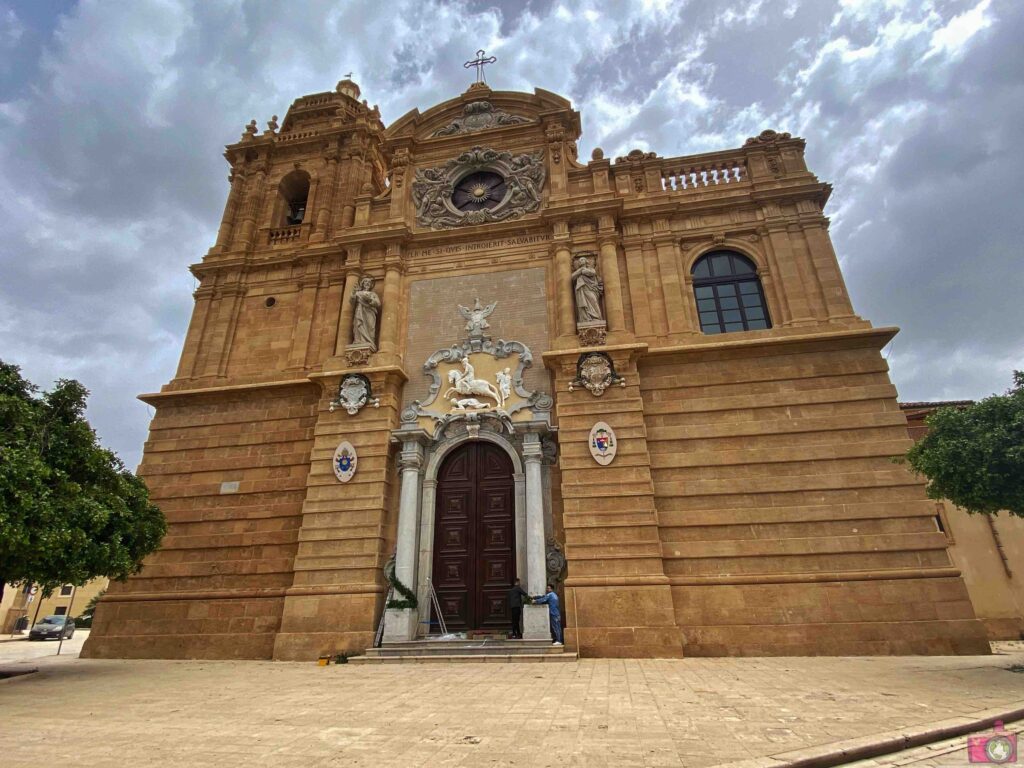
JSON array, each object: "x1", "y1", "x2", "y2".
[{"x1": 432, "y1": 441, "x2": 516, "y2": 631}]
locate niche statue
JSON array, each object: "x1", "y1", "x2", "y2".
[
  {"x1": 351, "y1": 276, "x2": 381, "y2": 348},
  {"x1": 572, "y1": 255, "x2": 604, "y2": 324}
]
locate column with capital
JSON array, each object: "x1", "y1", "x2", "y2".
[
  {"x1": 652, "y1": 232, "x2": 693, "y2": 334},
  {"x1": 597, "y1": 216, "x2": 627, "y2": 335},
  {"x1": 311, "y1": 152, "x2": 339, "y2": 241},
  {"x1": 334, "y1": 246, "x2": 362, "y2": 357},
  {"x1": 522, "y1": 431, "x2": 553, "y2": 640},
  {"x1": 234, "y1": 164, "x2": 267, "y2": 250},
  {"x1": 213, "y1": 170, "x2": 245, "y2": 252},
  {"x1": 553, "y1": 234, "x2": 575, "y2": 341},
  {"x1": 383, "y1": 439, "x2": 424, "y2": 642},
  {"x1": 376, "y1": 244, "x2": 403, "y2": 359}
]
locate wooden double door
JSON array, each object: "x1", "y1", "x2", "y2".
[{"x1": 432, "y1": 442, "x2": 516, "y2": 631}]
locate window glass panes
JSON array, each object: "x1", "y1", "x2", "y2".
[
  {"x1": 710, "y1": 255, "x2": 731, "y2": 275},
  {"x1": 691, "y1": 251, "x2": 771, "y2": 335},
  {"x1": 732, "y1": 256, "x2": 755, "y2": 274}
]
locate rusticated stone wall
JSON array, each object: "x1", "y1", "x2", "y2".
[{"x1": 85, "y1": 383, "x2": 319, "y2": 659}]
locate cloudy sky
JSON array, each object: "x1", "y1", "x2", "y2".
[{"x1": 0, "y1": 0, "x2": 1020, "y2": 469}]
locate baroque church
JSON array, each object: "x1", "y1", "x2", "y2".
[{"x1": 83, "y1": 65, "x2": 990, "y2": 660}]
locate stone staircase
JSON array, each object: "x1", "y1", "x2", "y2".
[{"x1": 350, "y1": 637, "x2": 577, "y2": 664}]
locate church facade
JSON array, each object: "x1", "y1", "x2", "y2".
[{"x1": 83, "y1": 75, "x2": 990, "y2": 660}]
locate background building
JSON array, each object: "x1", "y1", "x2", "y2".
[
  {"x1": 902, "y1": 401, "x2": 1024, "y2": 640},
  {"x1": 1, "y1": 579, "x2": 107, "y2": 633}
]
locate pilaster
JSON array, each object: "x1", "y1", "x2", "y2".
[
  {"x1": 543, "y1": 344, "x2": 684, "y2": 657},
  {"x1": 272, "y1": 365, "x2": 407, "y2": 660}
]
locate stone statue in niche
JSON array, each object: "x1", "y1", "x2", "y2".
[
  {"x1": 351, "y1": 276, "x2": 380, "y2": 348},
  {"x1": 572, "y1": 255, "x2": 604, "y2": 324}
]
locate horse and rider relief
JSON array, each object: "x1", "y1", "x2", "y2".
[{"x1": 444, "y1": 356, "x2": 513, "y2": 412}]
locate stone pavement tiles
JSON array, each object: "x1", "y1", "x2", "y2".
[{"x1": 4, "y1": 648, "x2": 1024, "y2": 767}]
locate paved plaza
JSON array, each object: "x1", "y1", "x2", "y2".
[{"x1": 3, "y1": 638, "x2": 1024, "y2": 766}]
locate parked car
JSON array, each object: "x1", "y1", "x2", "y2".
[{"x1": 28, "y1": 616, "x2": 75, "y2": 641}]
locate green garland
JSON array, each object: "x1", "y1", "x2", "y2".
[{"x1": 384, "y1": 558, "x2": 418, "y2": 610}]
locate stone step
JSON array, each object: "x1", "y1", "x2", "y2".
[
  {"x1": 350, "y1": 652, "x2": 578, "y2": 665},
  {"x1": 366, "y1": 644, "x2": 564, "y2": 657},
  {"x1": 374, "y1": 639, "x2": 555, "y2": 651}
]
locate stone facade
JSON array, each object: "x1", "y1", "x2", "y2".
[
  {"x1": 903, "y1": 402, "x2": 1024, "y2": 641},
  {"x1": 82, "y1": 77, "x2": 989, "y2": 660}
]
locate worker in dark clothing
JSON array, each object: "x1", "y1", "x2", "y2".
[{"x1": 507, "y1": 578, "x2": 530, "y2": 639}]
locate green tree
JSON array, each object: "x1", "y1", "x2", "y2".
[
  {"x1": 904, "y1": 371, "x2": 1024, "y2": 516},
  {"x1": 0, "y1": 361, "x2": 166, "y2": 604}
]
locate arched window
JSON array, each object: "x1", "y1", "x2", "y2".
[
  {"x1": 276, "y1": 170, "x2": 310, "y2": 227},
  {"x1": 691, "y1": 251, "x2": 771, "y2": 334}
]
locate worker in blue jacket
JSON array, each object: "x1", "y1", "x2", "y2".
[{"x1": 532, "y1": 583, "x2": 563, "y2": 645}]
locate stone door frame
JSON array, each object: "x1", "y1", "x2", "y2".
[
  {"x1": 384, "y1": 420, "x2": 553, "y2": 642},
  {"x1": 416, "y1": 430, "x2": 526, "y2": 635}
]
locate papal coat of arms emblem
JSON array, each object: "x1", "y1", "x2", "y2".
[
  {"x1": 333, "y1": 441, "x2": 357, "y2": 483},
  {"x1": 588, "y1": 421, "x2": 617, "y2": 466}
]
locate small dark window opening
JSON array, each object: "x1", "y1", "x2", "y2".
[
  {"x1": 60, "y1": 585, "x2": 73, "y2": 596},
  {"x1": 265, "y1": 297, "x2": 277, "y2": 308},
  {"x1": 935, "y1": 514, "x2": 946, "y2": 534},
  {"x1": 287, "y1": 200, "x2": 306, "y2": 225},
  {"x1": 54, "y1": 606, "x2": 67, "y2": 615},
  {"x1": 691, "y1": 250, "x2": 771, "y2": 335},
  {"x1": 277, "y1": 171, "x2": 310, "y2": 228}
]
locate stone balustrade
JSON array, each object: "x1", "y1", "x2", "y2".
[
  {"x1": 268, "y1": 225, "x2": 302, "y2": 245},
  {"x1": 276, "y1": 130, "x2": 319, "y2": 143},
  {"x1": 660, "y1": 157, "x2": 748, "y2": 191}
]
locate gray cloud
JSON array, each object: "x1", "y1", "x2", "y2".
[{"x1": 0, "y1": 0, "x2": 1020, "y2": 470}]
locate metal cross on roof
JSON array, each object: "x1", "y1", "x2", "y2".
[{"x1": 464, "y1": 49, "x2": 497, "y2": 84}]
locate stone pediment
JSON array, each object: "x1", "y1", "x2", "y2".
[{"x1": 384, "y1": 86, "x2": 580, "y2": 143}]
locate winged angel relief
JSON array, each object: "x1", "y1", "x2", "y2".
[{"x1": 458, "y1": 297, "x2": 496, "y2": 338}]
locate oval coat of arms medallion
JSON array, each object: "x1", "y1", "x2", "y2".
[
  {"x1": 333, "y1": 441, "x2": 357, "y2": 483},
  {"x1": 588, "y1": 421, "x2": 617, "y2": 466}
]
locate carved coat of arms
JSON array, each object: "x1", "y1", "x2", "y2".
[
  {"x1": 330, "y1": 374, "x2": 380, "y2": 415},
  {"x1": 569, "y1": 352, "x2": 624, "y2": 397}
]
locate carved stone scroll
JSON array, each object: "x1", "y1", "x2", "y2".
[
  {"x1": 431, "y1": 101, "x2": 532, "y2": 137},
  {"x1": 412, "y1": 146, "x2": 545, "y2": 230}
]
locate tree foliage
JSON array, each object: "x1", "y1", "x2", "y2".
[
  {"x1": 904, "y1": 371, "x2": 1024, "y2": 516},
  {"x1": 0, "y1": 361, "x2": 166, "y2": 603}
]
